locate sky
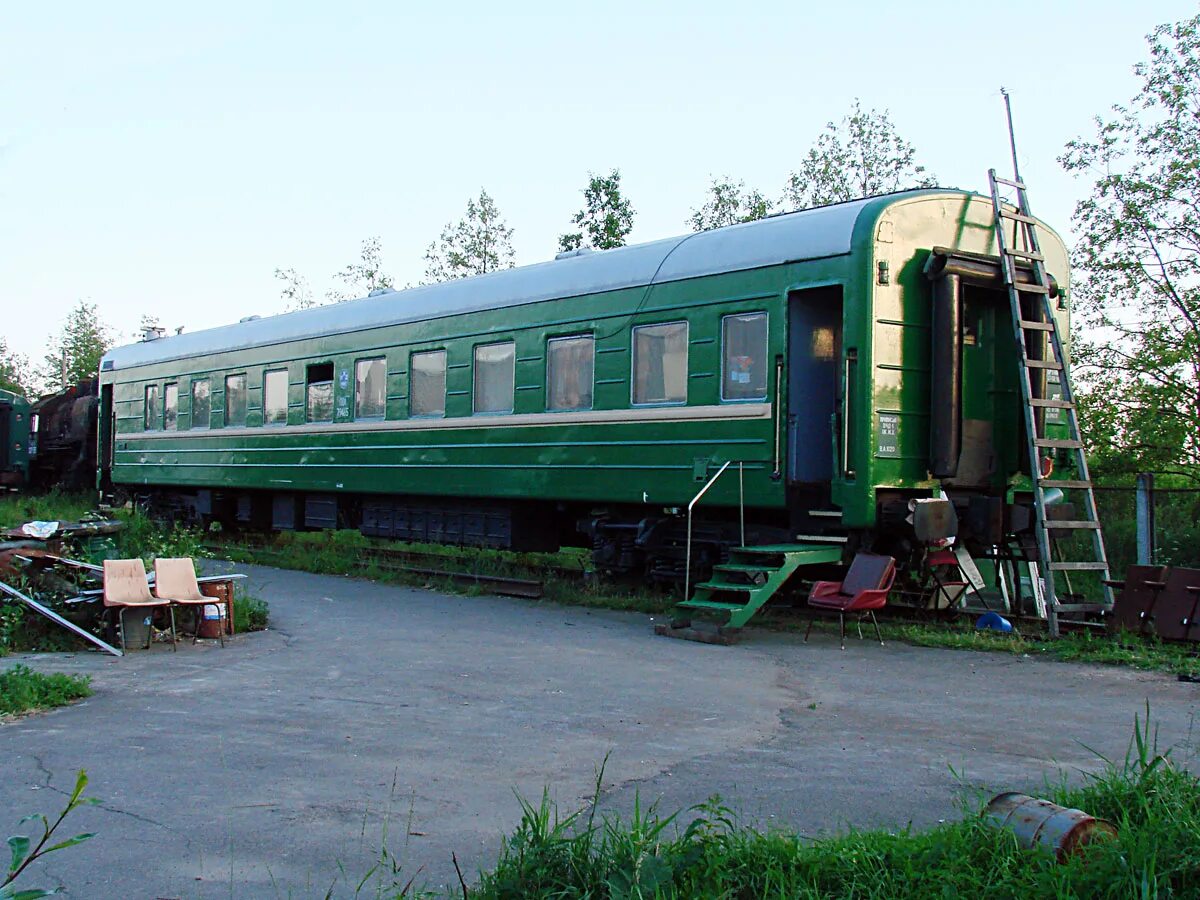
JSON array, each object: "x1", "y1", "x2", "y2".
[{"x1": 2, "y1": 0, "x2": 1197, "y2": 368}]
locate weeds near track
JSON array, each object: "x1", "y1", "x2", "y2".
[
  {"x1": 0, "y1": 664, "x2": 91, "y2": 717},
  {"x1": 464, "y1": 708, "x2": 1197, "y2": 898}
]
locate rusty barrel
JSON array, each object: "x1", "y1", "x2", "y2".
[{"x1": 985, "y1": 793, "x2": 1117, "y2": 861}]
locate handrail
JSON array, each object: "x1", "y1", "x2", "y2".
[{"x1": 683, "y1": 460, "x2": 745, "y2": 600}]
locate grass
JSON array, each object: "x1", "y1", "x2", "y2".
[
  {"x1": 213, "y1": 529, "x2": 673, "y2": 617},
  {"x1": 0, "y1": 664, "x2": 91, "y2": 717},
  {"x1": 233, "y1": 589, "x2": 270, "y2": 632},
  {"x1": 461, "y1": 710, "x2": 1198, "y2": 898}
]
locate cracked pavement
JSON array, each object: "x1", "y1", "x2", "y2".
[{"x1": 2, "y1": 562, "x2": 1197, "y2": 897}]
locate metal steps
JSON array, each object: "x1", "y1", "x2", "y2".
[{"x1": 672, "y1": 543, "x2": 842, "y2": 630}]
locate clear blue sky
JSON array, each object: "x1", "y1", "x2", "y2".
[{"x1": 2, "y1": 1, "x2": 1195, "y2": 363}]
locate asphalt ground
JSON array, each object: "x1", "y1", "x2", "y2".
[{"x1": 2, "y1": 562, "x2": 1197, "y2": 898}]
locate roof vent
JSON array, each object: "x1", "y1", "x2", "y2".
[
  {"x1": 554, "y1": 247, "x2": 595, "y2": 261},
  {"x1": 140, "y1": 326, "x2": 166, "y2": 341},
  {"x1": 239, "y1": 315, "x2": 261, "y2": 323}
]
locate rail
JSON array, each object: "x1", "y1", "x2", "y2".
[{"x1": 683, "y1": 460, "x2": 745, "y2": 601}]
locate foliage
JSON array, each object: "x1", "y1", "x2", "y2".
[
  {"x1": 0, "y1": 337, "x2": 34, "y2": 397},
  {"x1": 274, "y1": 266, "x2": 316, "y2": 311},
  {"x1": 3, "y1": 769, "x2": 97, "y2": 899},
  {"x1": 233, "y1": 589, "x2": 269, "y2": 632},
  {"x1": 781, "y1": 100, "x2": 936, "y2": 211},
  {"x1": 39, "y1": 301, "x2": 111, "y2": 394},
  {"x1": 470, "y1": 713, "x2": 1198, "y2": 898},
  {"x1": 1061, "y1": 12, "x2": 1200, "y2": 481},
  {"x1": 0, "y1": 491, "x2": 99, "y2": 530},
  {"x1": 558, "y1": 170, "x2": 635, "y2": 253},
  {"x1": 114, "y1": 508, "x2": 209, "y2": 565},
  {"x1": 687, "y1": 176, "x2": 773, "y2": 231},
  {"x1": 327, "y1": 236, "x2": 394, "y2": 303},
  {"x1": 424, "y1": 189, "x2": 515, "y2": 282},
  {"x1": 0, "y1": 665, "x2": 91, "y2": 717}
]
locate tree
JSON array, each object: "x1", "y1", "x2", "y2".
[
  {"x1": 327, "y1": 236, "x2": 394, "y2": 302},
  {"x1": 781, "y1": 100, "x2": 935, "y2": 210},
  {"x1": 41, "y1": 301, "x2": 112, "y2": 391},
  {"x1": 424, "y1": 190, "x2": 515, "y2": 282},
  {"x1": 1061, "y1": 13, "x2": 1200, "y2": 479},
  {"x1": 0, "y1": 336, "x2": 33, "y2": 396},
  {"x1": 558, "y1": 170, "x2": 635, "y2": 253},
  {"x1": 274, "y1": 267, "x2": 315, "y2": 310},
  {"x1": 688, "y1": 176, "x2": 773, "y2": 231}
]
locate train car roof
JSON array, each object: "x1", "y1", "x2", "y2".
[{"x1": 103, "y1": 187, "x2": 957, "y2": 372}]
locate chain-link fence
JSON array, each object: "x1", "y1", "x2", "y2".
[{"x1": 1093, "y1": 483, "x2": 1200, "y2": 573}]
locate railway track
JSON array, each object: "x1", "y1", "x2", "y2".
[{"x1": 202, "y1": 540, "x2": 586, "y2": 599}]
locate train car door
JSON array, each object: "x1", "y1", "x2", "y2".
[
  {"x1": 99, "y1": 383, "x2": 114, "y2": 492},
  {"x1": 787, "y1": 286, "x2": 843, "y2": 484}
]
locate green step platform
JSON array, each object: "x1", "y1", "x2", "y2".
[{"x1": 673, "y1": 543, "x2": 844, "y2": 630}]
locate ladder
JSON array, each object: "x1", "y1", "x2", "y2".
[{"x1": 987, "y1": 168, "x2": 1113, "y2": 635}]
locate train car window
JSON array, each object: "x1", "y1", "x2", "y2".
[
  {"x1": 191, "y1": 379, "x2": 211, "y2": 429},
  {"x1": 721, "y1": 312, "x2": 768, "y2": 401},
  {"x1": 306, "y1": 363, "x2": 334, "y2": 423},
  {"x1": 225, "y1": 374, "x2": 248, "y2": 427},
  {"x1": 355, "y1": 357, "x2": 387, "y2": 420},
  {"x1": 474, "y1": 342, "x2": 515, "y2": 414},
  {"x1": 546, "y1": 335, "x2": 594, "y2": 411},
  {"x1": 163, "y1": 383, "x2": 179, "y2": 430},
  {"x1": 632, "y1": 321, "x2": 687, "y2": 405},
  {"x1": 410, "y1": 351, "x2": 446, "y2": 417},
  {"x1": 263, "y1": 369, "x2": 288, "y2": 426},
  {"x1": 144, "y1": 385, "x2": 160, "y2": 430}
]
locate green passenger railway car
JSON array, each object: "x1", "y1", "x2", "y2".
[{"x1": 99, "y1": 189, "x2": 1073, "y2": 584}]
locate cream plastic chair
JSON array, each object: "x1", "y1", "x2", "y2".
[
  {"x1": 153, "y1": 557, "x2": 224, "y2": 646},
  {"x1": 102, "y1": 558, "x2": 176, "y2": 652}
]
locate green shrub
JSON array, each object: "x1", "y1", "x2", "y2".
[
  {"x1": 0, "y1": 665, "x2": 91, "y2": 717},
  {"x1": 234, "y1": 591, "x2": 269, "y2": 632}
]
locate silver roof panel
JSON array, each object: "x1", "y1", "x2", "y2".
[{"x1": 103, "y1": 192, "x2": 898, "y2": 372}]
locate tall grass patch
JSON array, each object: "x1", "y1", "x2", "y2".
[{"x1": 0, "y1": 664, "x2": 92, "y2": 717}]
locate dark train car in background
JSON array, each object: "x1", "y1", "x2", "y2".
[{"x1": 0, "y1": 388, "x2": 31, "y2": 490}]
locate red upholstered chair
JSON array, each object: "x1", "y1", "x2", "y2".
[{"x1": 804, "y1": 553, "x2": 896, "y2": 650}]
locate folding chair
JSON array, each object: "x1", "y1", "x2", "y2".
[
  {"x1": 805, "y1": 553, "x2": 896, "y2": 650},
  {"x1": 153, "y1": 557, "x2": 225, "y2": 647},
  {"x1": 102, "y1": 558, "x2": 176, "y2": 652},
  {"x1": 922, "y1": 547, "x2": 969, "y2": 612}
]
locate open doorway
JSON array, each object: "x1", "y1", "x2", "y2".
[{"x1": 787, "y1": 286, "x2": 844, "y2": 487}]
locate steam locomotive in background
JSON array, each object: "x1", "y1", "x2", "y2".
[{"x1": 0, "y1": 378, "x2": 99, "y2": 493}]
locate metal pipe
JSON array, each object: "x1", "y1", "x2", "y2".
[
  {"x1": 684, "y1": 460, "x2": 734, "y2": 600},
  {"x1": 930, "y1": 273, "x2": 961, "y2": 478},
  {"x1": 771, "y1": 359, "x2": 783, "y2": 479},
  {"x1": 0, "y1": 579, "x2": 122, "y2": 657},
  {"x1": 738, "y1": 462, "x2": 745, "y2": 547},
  {"x1": 842, "y1": 350, "x2": 857, "y2": 477}
]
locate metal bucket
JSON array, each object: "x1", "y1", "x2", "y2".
[
  {"x1": 197, "y1": 603, "x2": 226, "y2": 639},
  {"x1": 985, "y1": 792, "x2": 1117, "y2": 861}
]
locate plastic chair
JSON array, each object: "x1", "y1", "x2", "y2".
[
  {"x1": 804, "y1": 553, "x2": 896, "y2": 650},
  {"x1": 103, "y1": 558, "x2": 176, "y2": 652},
  {"x1": 153, "y1": 557, "x2": 225, "y2": 647}
]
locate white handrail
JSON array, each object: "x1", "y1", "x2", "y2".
[{"x1": 683, "y1": 460, "x2": 745, "y2": 601}]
